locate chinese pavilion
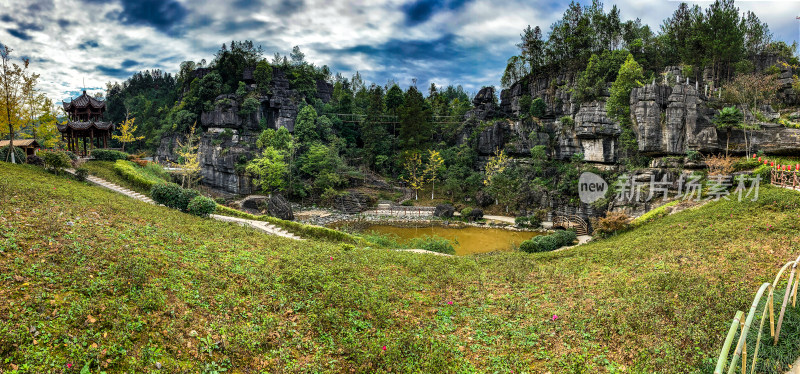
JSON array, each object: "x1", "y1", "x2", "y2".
[{"x1": 58, "y1": 90, "x2": 114, "y2": 155}]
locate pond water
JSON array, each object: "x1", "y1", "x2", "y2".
[{"x1": 359, "y1": 224, "x2": 544, "y2": 256}]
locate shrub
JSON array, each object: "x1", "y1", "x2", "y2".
[
  {"x1": 552, "y1": 230, "x2": 577, "y2": 246},
  {"x1": 460, "y1": 207, "x2": 472, "y2": 218},
  {"x1": 0, "y1": 146, "x2": 26, "y2": 163},
  {"x1": 91, "y1": 149, "x2": 129, "y2": 162},
  {"x1": 531, "y1": 97, "x2": 546, "y2": 118},
  {"x1": 519, "y1": 240, "x2": 537, "y2": 253},
  {"x1": 180, "y1": 188, "x2": 201, "y2": 212},
  {"x1": 409, "y1": 235, "x2": 456, "y2": 255},
  {"x1": 515, "y1": 216, "x2": 529, "y2": 226},
  {"x1": 529, "y1": 209, "x2": 546, "y2": 227},
  {"x1": 186, "y1": 196, "x2": 217, "y2": 217},
  {"x1": 151, "y1": 183, "x2": 185, "y2": 210},
  {"x1": 113, "y1": 160, "x2": 159, "y2": 191},
  {"x1": 591, "y1": 211, "x2": 631, "y2": 237},
  {"x1": 40, "y1": 150, "x2": 71, "y2": 173},
  {"x1": 401, "y1": 200, "x2": 414, "y2": 206},
  {"x1": 75, "y1": 167, "x2": 89, "y2": 181},
  {"x1": 340, "y1": 243, "x2": 355, "y2": 251}
]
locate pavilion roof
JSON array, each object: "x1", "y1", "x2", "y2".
[
  {"x1": 62, "y1": 91, "x2": 106, "y2": 111},
  {"x1": 57, "y1": 121, "x2": 114, "y2": 132}
]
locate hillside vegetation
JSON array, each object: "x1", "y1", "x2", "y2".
[{"x1": 1, "y1": 162, "x2": 799, "y2": 373}]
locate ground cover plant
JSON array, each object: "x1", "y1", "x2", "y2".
[{"x1": 1, "y1": 162, "x2": 800, "y2": 372}]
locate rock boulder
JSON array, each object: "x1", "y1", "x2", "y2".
[
  {"x1": 268, "y1": 194, "x2": 294, "y2": 220},
  {"x1": 433, "y1": 204, "x2": 456, "y2": 218}
]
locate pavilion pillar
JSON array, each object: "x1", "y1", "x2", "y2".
[{"x1": 83, "y1": 136, "x2": 87, "y2": 156}]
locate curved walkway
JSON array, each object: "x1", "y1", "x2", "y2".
[{"x1": 69, "y1": 169, "x2": 303, "y2": 241}]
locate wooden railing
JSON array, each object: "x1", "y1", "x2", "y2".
[
  {"x1": 552, "y1": 214, "x2": 589, "y2": 236},
  {"x1": 714, "y1": 254, "x2": 800, "y2": 373},
  {"x1": 770, "y1": 169, "x2": 800, "y2": 189}
]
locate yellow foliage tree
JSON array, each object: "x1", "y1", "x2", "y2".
[
  {"x1": 173, "y1": 122, "x2": 201, "y2": 188},
  {"x1": 401, "y1": 152, "x2": 425, "y2": 200},
  {"x1": 0, "y1": 44, "x2": 38, "y2": 162},
  {"x1": 112, "y1": 114, "x2": 144, "y2": 152},
  {"x1": 483, "y1": 148, "x2": 509, "y2": 186},
  {"x1": 424, "y1": 149, "x2": 444, "y2": 200}
]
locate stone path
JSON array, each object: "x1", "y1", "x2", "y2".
[
  {"x1": 210, "y1": 214, "x2": 303, "y2": 241},
  {"x1": 483, "y1": 215, "x2": 516, "y2": 224},
  {"x1": 69, "y1": 169, "x2": 303, "y2": 241}
]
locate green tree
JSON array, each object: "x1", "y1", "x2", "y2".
[
  {"x1": 606, "y1": 54, "x2": 643, "y2": 123},
  {"x1": 360, "y1": 85, "x2": 389, "y2": 169},
  {"x1": 713, "y1": 106, "x2": 743, "y2": 157},
  {"x1": 531, "y1": 98, "x2": 546, "y2": 118},
  {"x1": 253, "y1": 60, "x2": 272, "y2": 93},
  {"x1": 293, "y1": 105, "x2": 319, "y2": 145},
  {"x1": 246, "y1": 146, "x2": 287, "y2": 194},
  {"x1": 398, "y1": 86, "x2": 431, "y2": 151}
]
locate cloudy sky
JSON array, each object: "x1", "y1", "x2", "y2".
[{"x1": 1, "y1": 0, "x2": 798, "y2": 102}]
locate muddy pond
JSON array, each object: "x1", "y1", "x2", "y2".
[{"x1": 346, "y1": 224, "x2": 544, "y2": 256}]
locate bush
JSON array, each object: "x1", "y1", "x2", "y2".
[
  {"x1": 91, "y1": 149, "x2": 129, "y2": 161},
  {"x1": 75, "y1": 167, "x2": 89, "y2": 181},
  {"x1": 186, "y1": 196, "x2": 217, "y2": 217},
  {"x1": 515, "y1": 216, "x2": 529, "y2": 226},
  {"x1": 0, "y1": 146, "x2": 26, "y2": 163},
  {"x1": 519, "y1": 240, "x2": 537, "y2": 253},
  {"x1": 409, "y1": 235, "x2": 456, "y2": 255},
  {"x1": 113, "y1": 160, "x2": 159, "y2": 191},
  {"x1": 552, "y1": 230, "x2": 577, "y2": 246},
  {"x1": 180, "y1": 188, "x2": 201, "y2": 212},
  {"x1": 591, "y1": 211, "x2": 631, "y2": 237},
  {"x1": 401, "y1": 200, "x2": 414, "y2": 206},
  {"x1": 529, "y1": 209, "x2": 546, "y2": 227},
  {"x1": 39, "y1": 150, "x2": 71, "y2": 173},
  {"x1": 151, "y1": 183, "x2": 185, "y2": 210},
  {"x1": 460, "y1": 207, "x2": 472, "y2": 218}
]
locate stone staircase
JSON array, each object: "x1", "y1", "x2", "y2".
[
  {"x1": 69, "y1": 169, "x2": 303, "y2": 241},
  {"x1": 210, "y1": 214, "x2": 303, "y2": 241}
]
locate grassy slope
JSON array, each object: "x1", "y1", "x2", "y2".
[
  {"x1": 81, "y1": 161, "x2": 149, "y2": 195},
  {"x1": 2, "y1": 162, "x2": 800, "y2": 373}
]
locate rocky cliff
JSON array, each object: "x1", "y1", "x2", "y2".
[
  {"x1": 490, "y1": 59, "x2": 800, "y2": 162},
  {"x1": 157, "y1": 67, "x2": 333, "y2": 195}
]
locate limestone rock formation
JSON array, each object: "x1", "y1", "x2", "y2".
[
  {"x1": 333, "y1": 191, "x2": 370, "y2": 214},
  {"x1": 197, "y1": 128, "x2": 258, "y2": 195},
  {"x1": 240, "y1": 195, "x2": 268, "y2": 214},
  {"x1": 434, "y1": 204, "x2": 455, "y2": 218},
  {"x1": 268, "y1": 194, "x2": 294, "y2": 220}
]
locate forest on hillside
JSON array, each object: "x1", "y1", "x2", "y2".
[{"x1": 99, "y1": 0, "x2": 800, "y2": 211}]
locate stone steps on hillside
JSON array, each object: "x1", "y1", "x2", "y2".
[
  {"x1": 210, "y1": 214, "x2": 304, "y2": 240},
  {"x1": 69, "y1": 169, "x2": 303, "y2": 240}
]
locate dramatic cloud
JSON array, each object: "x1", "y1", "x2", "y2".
[{"x1": 0, "y1": 0, "x2": 797, "y2": 103}]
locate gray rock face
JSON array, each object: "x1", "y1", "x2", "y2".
[
  {"x1": 159, "y1": 67, "x2": 334, "y2": 195},
  {"x1": 333, "y1": 191, "x2": 369, "y2": 214},
  {"x1": 630, "y1": 82, "x2": 718, "y2": 155},
  {"x1": 268, "y1": 194, "x2": 294, "y2": 220},
  {"x1": 240, "y1": 195, "x2": 268, "y2": 214},
  {"x1": 433, "y1": 204, "x2": 455, "y2": 218},
  {"x1": 155, "y1": 133, "x2": 183, "y2": 163},
  {"x1": 466, "y1": 87, "x2": 499, "y2": 120},
  {"x1": 198, "y1": 129, "x2": 258, "y2": 195}
]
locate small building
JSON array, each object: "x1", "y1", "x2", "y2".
[
  {"x1": 0, "y1": 139, "x2": 39, "y2": 156},
  {"x1": 58, "y1": 90, "x2": 114, "y2": 156}
]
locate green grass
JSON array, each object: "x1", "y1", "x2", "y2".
[
  {"x1": 82, "y1": 160, "x2": 169, "y2": 195},
  {"x1": 2, "y1": 162, "x2": 800, "y2": 372},
  {"x1": 82, "y1": 161, "x2": 147, "y2": 194}
]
